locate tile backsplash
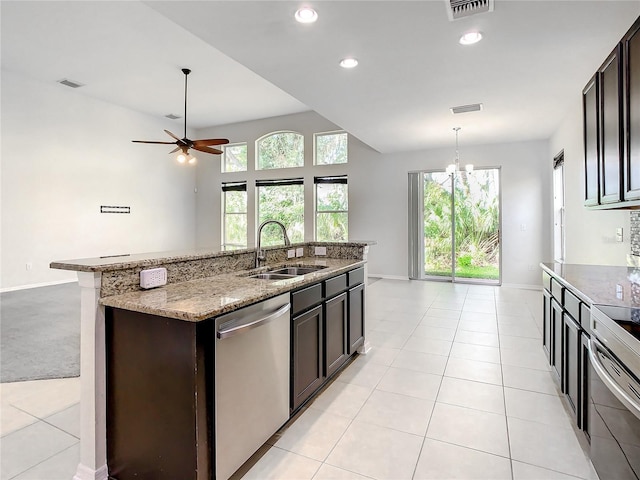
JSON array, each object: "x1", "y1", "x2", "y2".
[{"x1": 630, "y1": 211, "x2": 640, "y2": 256}]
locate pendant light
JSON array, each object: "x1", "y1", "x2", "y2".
[{"x1": 446, "y1": 127, "x2": 473, "y2": 175}]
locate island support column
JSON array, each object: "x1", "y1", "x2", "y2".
[{"x1": 74, "y1": 271, "x2": 108, "y2": 480}]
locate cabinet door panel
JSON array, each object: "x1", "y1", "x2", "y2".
[
  {"x1": 292, "y1": 305, "x2": 323, "y2": 410},
  {"x1": 599, "y1": 46, "x2": 623, "y2": 204},
  {"x1": 551, "y1": 299, "x2": 564, "y2": 386},
  {"x1": 584, "y1": 75, "x2": 600, "y2": 206},
  {"x1": 348, "y1": 284, "x2": 365, "y2": 354},
  {"x1": 625, "y1": 19, "x2": 640, "y2": 199},
  {"x1": 543, "y1": 289, "x2": 552, "y2": 364},
  {"x1": 563, "y1": 312, "x2": 580, "y2": 419},
  {"x1": 580, "y1": 331, "x2": 590, "y2": 438},
  {"x1": 325, "y1": 293, "x2": 348, "y2": 377}
]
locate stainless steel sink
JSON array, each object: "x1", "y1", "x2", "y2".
[
  {"x1": 268, "y1": 266, "x2": 327, "y2": 276},
  {"x1": 248, "y1": 273, "x2": 298, "y2": 280}
]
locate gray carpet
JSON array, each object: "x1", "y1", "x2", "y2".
[{"x1": 1, "y1": 282, "x2": 80, "y2": 383}]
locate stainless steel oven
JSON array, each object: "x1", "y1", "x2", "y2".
[{"x1": 590, "y1": 305, "x2": 640, "y2": 480}]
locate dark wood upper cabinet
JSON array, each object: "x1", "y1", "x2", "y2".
[
  {"x1": 598, "y1": 46, "x2": 623, "y2": 204},
  {"x1": 583, "y1": 16, "x2": 640, "y2": 208},
  {"x1": 624, "y1": 18, "x2": 640, "y2": 200},
  {"x1": 583, "y1": 74, "x2": 600, "y2": 206}
]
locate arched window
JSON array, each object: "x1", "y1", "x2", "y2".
[{"x1": 256, "y1": 131, "x2": 304, "y2": 170}]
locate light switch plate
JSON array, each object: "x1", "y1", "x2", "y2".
[
  {"x1": 140, "y1": 267, "x2": 167, "y2": 289},
  {"x1": 287, "y1": 249, "x2": 296, "y2": 258},
  {"x1": 315, "y1": 246, "x2": 327, "y2": 256},
  {"x1": 296, "y1": 247, "x2": 304, "y2": 257}
]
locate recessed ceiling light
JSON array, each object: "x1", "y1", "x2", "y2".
[
  {"x1": 295, "y1": 6, "x2": 318, "y2": 24},
  {"x1": 339, "y1": 58, "x2": 358, "y2": 69},
  {"x1": 459, "y1": 31, "x2": 483, "y2": 45}
]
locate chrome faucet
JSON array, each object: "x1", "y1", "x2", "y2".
[{"x1": 256, "y1": 220, "x2": 291, "y2": 267}]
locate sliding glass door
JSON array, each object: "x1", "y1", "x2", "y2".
[{"x1": 409, "y1": 168, "x2": 501, "y2": 284}]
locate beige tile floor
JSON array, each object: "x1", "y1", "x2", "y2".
[{"x1": 0, "y1": 279, "x2": 598, "y2": 480}]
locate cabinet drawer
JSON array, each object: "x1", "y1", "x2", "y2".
[
  {"x1": 291, "y1": 283, "x2": 323, "y2": 316},
  {"x1": 348, "y1": 267, "x2": 365, "y2": 287},
  {"x1": 564, "y1": 290, "x2": 581, "y2": 321},
  {"x1": 325, "y1": 274, "x2": 347, "y2": 298},
  {"x1": 581, "y1": 303, "x2": 591, "y2": 333},
  {"x1": 551, "y1": 278, "x2": 564, "y2": 302},
  {"x1": 542, "y1": 271, "x2": 552, "y2": 291}
]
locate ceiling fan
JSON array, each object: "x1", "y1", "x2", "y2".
[{"x1": 132, "y1": 68, "x2": 229, "y2": 163}]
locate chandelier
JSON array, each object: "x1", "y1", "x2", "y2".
[{"x1": 446, "y1": 127, "x2": 474, "y2": 175}]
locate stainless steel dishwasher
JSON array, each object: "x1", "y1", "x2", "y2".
[{"x1": 214, "y1": 293, "x2": 291, "y2": 480}]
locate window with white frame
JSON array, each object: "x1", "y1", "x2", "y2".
[
  {"x1": 221, "y1": 181, "x2": 247, "y2": 250},
  {"x1": 315, "y1": 176, "x2": 348, "y2": 241},
  {"x1": 314, "y1": 131, "x2": 347, "y2": 165},
  {"x1": 256, "y1": 131, "x2": 304, "y2": 170},
  {"x1": 256, "y1": 178, "x2": 304, "y2": 245},
  {"x1": 221, "y1": 143, "x2": 248, "y2": 173},
  {"x1": 553, "y1": 151, "x2": 565, "y2": 262}
]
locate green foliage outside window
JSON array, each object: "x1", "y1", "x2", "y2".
[
  {"x1": 223, "y1": 190, "x2": 247, "y2": 249},
  {"x1": 315, "y1": 132, "x2": 347, "y2": 165},
  {"x1": 316, "y1": 183, "x2": 348, "y2": 241},
  {"x1": 257, "y1": 132, "x2": 304, "y2": 169},
  {"x1": 222, "y1": 144, "x2": 247, "y2": 173},
  {"x1": 258, "y1": 184, "x2": 304, "y2": 246}
]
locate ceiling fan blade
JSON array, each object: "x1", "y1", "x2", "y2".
[
  {"x1": 132, "y1": 140, "x2": 177, "y2": 144},
  {"x1": 164, "y1": 130, "x2": 182, "y2": 142},
  {"x1": 168, "y1": 146, "x2": 181, "y2": 154},
  {"x1": 193, "y1": 145, "x2": 223, "y2": 155},
  {"x1": 193, "y1": 138, "x2": 230, "y2": 147}
]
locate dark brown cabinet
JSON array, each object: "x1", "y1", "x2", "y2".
[
  {"x1": 583, "y1": 16, "x2": 640, "y2": 208},
  {"x1": 290, "y1": 267, "x2": 366, "y2": 412},
  {"x1": 325, "y1": 292, "x2": 348, "y2": 377},
  {"x1": 541, "y1": 268, "x2": 591, "y2": 441},
  {"x1": 348, "y1": 283, "x2": 365, "y2": 354},
  {"x1": 584, "y1": 74, "x2": 600, "y2": 206},
  {"x1": 563, "y1": 312, "x2": 581, "y2": 417},
  {"x1": 599, "y1": 46, "x2": 623, "y2": 204},
  {"x1": 624, "y1": 18, "x2": 640, "y2": 200},
  {"x1": 292, "y1": 305, "x2": 324, "y2": 411}
]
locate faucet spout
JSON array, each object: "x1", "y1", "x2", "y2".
[{"x1": 256, "y1": 220, "x2": 291, "y2": 268}]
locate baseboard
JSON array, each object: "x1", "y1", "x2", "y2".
[
  {"x1": 501, "y1": 283, "x2": 542, "y2": 291},
  {"x1": 0, "y1": 278, "x2": 78, "y2": 293},
  {"x1": 368, "y1": 274, "x2": 411, "y2": 281}
]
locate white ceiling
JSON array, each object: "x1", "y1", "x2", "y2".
[{"x1": 3, "y1": 1, "x2": 640, "y2": 153}]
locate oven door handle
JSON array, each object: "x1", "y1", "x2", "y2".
[{"x1": 589, "y1": 336, "x2": 640, "y2": 419}]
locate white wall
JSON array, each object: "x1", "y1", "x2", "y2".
[
  {"x1": 550, "y1": 95, "x2": 629, "y2": 266},
  {"x1": 1, "y1": 70, "x2": 197, "y2": 289},
  {"x1": 349, "y1": 140, "x2": 551, "y2": 286},
  {"x1": 196, "y1": 111, "x2": 550, "y2": 287}
]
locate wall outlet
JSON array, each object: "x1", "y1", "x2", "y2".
[
  {"x1": 616, "y1": 227, "x2": 624, "y2": 242},
  {"x1": 296, "y1": 247, "x2": 304, "y2": 258},
  {"x1": 25, "y1": 262, "x2": 33, "y2": 271},
  {"x1": 616, "y1": 283, "x2": 624, "y2": 299},
  {"x1": 140, "y1": 267, "x2": 167, "y2": 289},
  {"x1": 315, "y1": 246, "x2": 327, "y2": 256},
  {"x1": 287, "y1": 249, "x2": 296, "y2": 259}
]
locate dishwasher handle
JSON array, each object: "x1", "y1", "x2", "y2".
[
  {"x1": 217, "y1": 303, "x2": 291, "y2": 340},
  {"x1": 589, "y1": 336, "x2": 640, "y2": 419}
]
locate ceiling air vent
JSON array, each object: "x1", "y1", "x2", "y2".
[
  {"x1": 57, "y1": 78, "x2": 84, "y2": 88},
  {"x1": 451, "y1": 103, "x2": 483, "y2": 114},
  {"x1": 165, "y1": 113, "x2": 182, "y2": 120},
  {"x1": 446, "y1": 0, "x2": 494, "y2": 21}
]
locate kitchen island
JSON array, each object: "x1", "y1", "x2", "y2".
[{"x1": 50, "y1": 242, "x2": 372, "y2": 480}]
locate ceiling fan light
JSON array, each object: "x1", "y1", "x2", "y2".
[
  {"x1": 188, "y1": 155, "x2": 197, "y2": 165},
  {"x1": 295, "y1": 6, "x2": 318, "y2": 23},
  {"x1": 446, "y1": 164, "x2": 456, "y2": 175},
  {"x1": 177, "y1": 153, "x2": 187, "y2": 164}
]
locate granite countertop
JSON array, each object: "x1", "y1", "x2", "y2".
[
  {"x1": 100, "y1": 258, "x2": 365, "y2": 322},
  {"x1": 540, "y1": 262, "x2": 640, "y2": 307}
]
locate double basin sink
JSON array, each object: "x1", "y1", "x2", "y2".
[{"x1": 248, "y1": 265, "x2": 327, "y2": 280}]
